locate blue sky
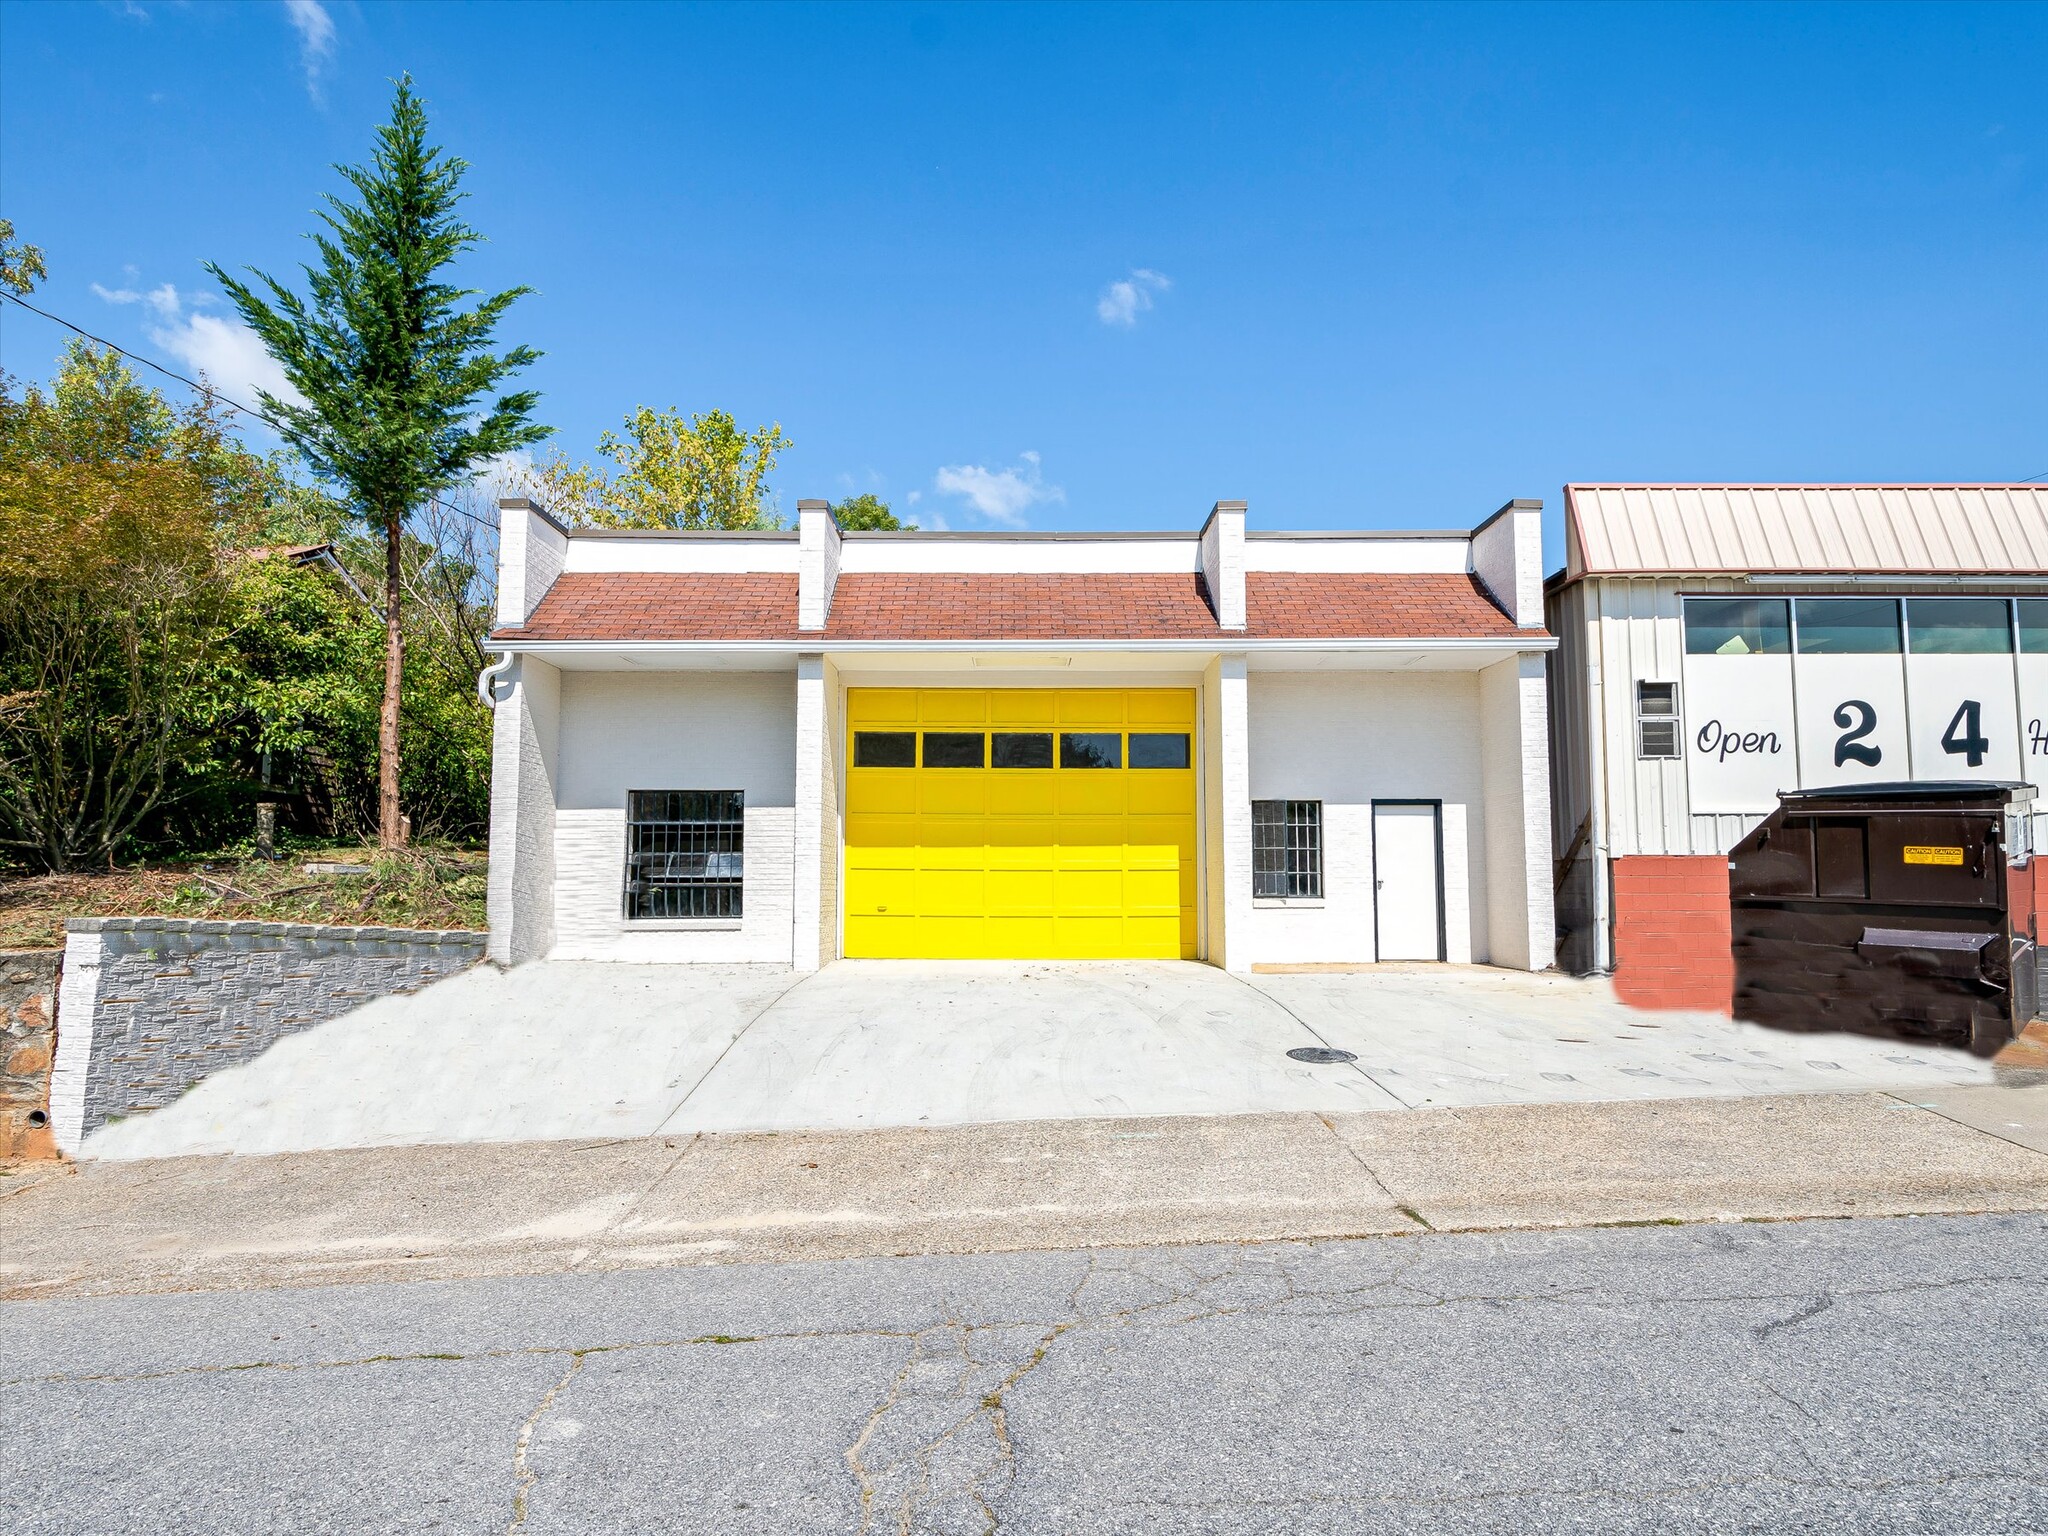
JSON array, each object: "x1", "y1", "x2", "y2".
[{"x1": 2, "y1": 1, "x2": 2043, "y2": 565}]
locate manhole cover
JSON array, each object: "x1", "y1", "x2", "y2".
[{"x1": 1287, "y1": 1046, "x2": 1357, "y2": 1064}]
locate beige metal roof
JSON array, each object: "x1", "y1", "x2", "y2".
[{"x1": 1563, "y1": 484, "x2": 2048, "y2": 580}]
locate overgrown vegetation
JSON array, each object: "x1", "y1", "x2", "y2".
[
  {"x1": 0, "y1": 339, "x2": 501, "y2": 877},
  {"x1": 0, "y1": 845, "x2": 488, "y2": 951}
]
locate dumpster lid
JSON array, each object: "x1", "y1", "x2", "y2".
[{"x1": 1776, "y1": 781, "x2": 2034, "y2": 811}]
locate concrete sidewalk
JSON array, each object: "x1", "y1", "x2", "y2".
[
  {"x1": 76, "y1": 959, "x2": 1996, "y2": 1159},
  {"x1": 8, "y1": 1085, "x2": 2047, "y2": 1301}
]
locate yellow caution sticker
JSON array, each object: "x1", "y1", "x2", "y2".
[{"x1": 1902, "y1": 845, "x2": 1965, "y2": 866}]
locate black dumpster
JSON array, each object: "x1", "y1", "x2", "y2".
[{"x1": 1728, "y1": 781, "x2": 2037, "y2": 1056}]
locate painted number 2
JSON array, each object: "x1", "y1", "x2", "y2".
[
  {"x1": 1941, "y1": 699, "x2": 1991, "y2": 768},
  {"x1": 1832, "y1": 700, "x2": 1881, "y2": 767}
]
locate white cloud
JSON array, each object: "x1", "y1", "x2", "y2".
[
  {"x1": 904, "y1": 489, "x2": 922, "y2": 505},
  {"x1": 1096, "y1": 268, "x2": 1171, "y2": 328},
  {"x1": 95, "y1": 277, "x2": 305, "y2": 418},
  {"x1": 932, "y1": 450, "x2": 1064, "y2": 528},
  {"x1": 154, "y1": 312, "x2": 306, "y2": 415},
  {"x1": 283, "y1": 0, "x2": 336, "y2": 102}
]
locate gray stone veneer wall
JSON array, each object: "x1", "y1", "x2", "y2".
[{"x1": 49, "y1": 917, "x2": 484, "y2": 1153}]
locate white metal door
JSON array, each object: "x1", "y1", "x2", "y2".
[{"x1": 1373, "y1": 802, "x2": 1443, "y2": 961}]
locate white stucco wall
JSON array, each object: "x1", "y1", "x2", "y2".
[
  {"x1": 550, "y1": 670, "x2": 797, "y2": 963},
  {"x1": 1242, "y1": 670, "x2": 1490, "y2": 966}
]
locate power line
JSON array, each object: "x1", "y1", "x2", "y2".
[{"x1": 0, "y1": 288, "x2": 503, "y2": 534}]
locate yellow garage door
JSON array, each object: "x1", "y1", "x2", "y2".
[{"x1": 844, "y1": 688, "x2": 1199, "y2": 959}]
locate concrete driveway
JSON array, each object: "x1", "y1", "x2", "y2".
[{"x1": 78, "y1": 960, "x2": 1995, "y2": 1160}]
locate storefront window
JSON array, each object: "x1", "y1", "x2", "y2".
[
  {"x1": 2016, "y1": 599, "x2": 2048, "y2": 655},
  {"x1": 1794, "y1": 598, "x2": 1900, "y2": 654},
  {"x1": 1906, "y1": 598, "x2": 2012, "y2": 655},
  {"x1": 1683, "y1": 598, "x2": 1789, "y2": 656}
]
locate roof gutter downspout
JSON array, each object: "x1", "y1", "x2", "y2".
[
  {"x1": 1585, "y1": 581, "x2": 1613, "y2": 974},
  {"x1": 477, "y1": 653, "x2": 515, "y2": 708}
]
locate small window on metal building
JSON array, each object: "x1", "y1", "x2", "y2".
[
  {"x1": 1636, "y1": 681, "x2": 1680, "y2": 760},
  {"x1": 624, "y1": 791, "x2": 744, "y2": 920},
  {"x1": 1253, "y1": 800, "x2": 1323, "y2": 899}
]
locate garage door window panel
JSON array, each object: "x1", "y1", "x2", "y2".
[
  {"x1": 1060, "y1": 732, "x2": 1123, "y2": 769},
  {"x1": 1129, "y1": 732, "x2": 1190, "y2": 769},
  {"x1": 624, "y1": 790, "x2": 744, "y2": 920},
  {"x1": 854, "y1": 732, "x2": 917, "y2": 768},
  {"x1": 992, "y1": 732, "x2": 1054, "y2": 768},
  {"x1": 923, "y1": 732, "x2": 986, "y2": 768}
]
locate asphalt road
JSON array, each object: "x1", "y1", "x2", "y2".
[{"x1": 3, "y1": 1212, "x2": 2044, "y2": 1535}]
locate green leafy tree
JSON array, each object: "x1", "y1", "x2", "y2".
[
  {"x1": 533, "y1": 407, "x2": 790, "y2": 529},
  {"x1": 0, "y1": 218, "x2": 45, "y2": 297},
  {"x1": 207, "y1": 76, "x2": 548, "y2": 848},
  {"x1": 0, "y1": 343, "x2": 264, "y2": 870},
  {"x1": 829, "y1": 492, "x2": 913, "y2": 531}
]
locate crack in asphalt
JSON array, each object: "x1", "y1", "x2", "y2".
[
  {"x1": 9, "y1": 1263, "x2": 2038, "y2": 1392},
  {"x1": 845, "y1": 1256, "x2": 1098, "y2": 1535},
  {"x1": 1754, "y1": 1290, "x2": 1836, "y2": 1341},
  {"x1": 506, "y1": 1351, "x2": 584, "y2": 1533}
]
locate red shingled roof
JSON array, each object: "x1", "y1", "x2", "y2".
[
  {"x1": 497, "y1": 572, "x2": 797, "y2": 641},
  {"x1": 493, "y1": 570, "x2": 1529, "y2": 643},
  {"x1": 824, "y1": 573, "x2": 1221, "y2": 639},
  {"x1": 1245, "y1": 573, "x2": 1518, "y2": 639}
]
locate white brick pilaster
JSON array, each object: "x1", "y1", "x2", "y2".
[
  {"x1": 1206, "y1": 654, "x2": 1254, "y2": 971},
  {"x1": 48, "y1": 927, "x2": 102, "y2": 1155},
  {"x1": 486, "y1": 655, "x2": 559, "y2": 966},
  {"x1": 792, "y1": 654, "x2": 828, "y2": 970},
  {"x1": 495, "y1": 498, "x2": 569, "y2": 629},
  {"x1": 1470, "y1": 498, "x2": 1545, "y2": 629},
  {"x1": 1199, "y1": 501, "x2": 1247, "y2": 630},
  {"x1": 1479, "y1": 651, "x2": 1556, "y2": 970},
  {"x1": 796, "y1": 501, "x2": 841, "y2": 632}
]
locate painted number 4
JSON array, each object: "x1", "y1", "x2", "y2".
[{"x1": 1941, "y1": 699, "x2": 1991, "y2": 768}]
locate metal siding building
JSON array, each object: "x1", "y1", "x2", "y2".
[{"x1": 1547, "y1": 484, "x2": 2048, "y2": 992}]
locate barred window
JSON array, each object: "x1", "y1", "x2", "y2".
[
  {"x1": 1253, "y1": 800, "x2": 1322, "y2": 899},
  {"x1": 624, "y1": 791, "x2": 744, "y2": 920}
]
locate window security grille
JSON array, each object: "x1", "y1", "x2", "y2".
[
  {"x1": 1252, "y1": 800, "x2": 1322, "y2": 899},
  {"x1": 1636, "y1": 681, "x2": 1680, "y2": 760},
  {"x1": 625, "y1": 790, "x2": 744, "y2": 919}
]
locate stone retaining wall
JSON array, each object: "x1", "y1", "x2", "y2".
[
  {"x1": 1, "y1": 950, "x2": 61, "y2": 1160},
  {"x1": 50, "y1": 918, "x2": 484, "y2": 1153}
]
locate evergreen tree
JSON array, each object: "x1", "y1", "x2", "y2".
[{"x1": 210, "y1": 77, "x2": 548, "y2": 847}]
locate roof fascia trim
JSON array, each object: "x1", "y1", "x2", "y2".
[{"x1": 489, "y1": 635, "x2": 1556, "y2": 655}]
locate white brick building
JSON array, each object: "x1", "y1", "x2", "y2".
[{"x1": 484, "y1": 497, "x2": 1557, "y2": 973}]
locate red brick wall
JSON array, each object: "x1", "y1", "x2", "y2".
[{"x1": 1611, "y1": 856, "x2": 1732, "y2": 1013}]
